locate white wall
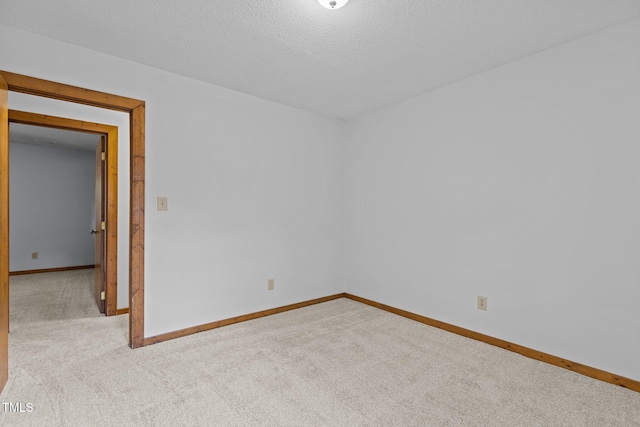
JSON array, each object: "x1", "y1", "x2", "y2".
[
  {"x1": 0, "y1": 24, "x2": 345, "y2": 336},
  {"x1": 9, "y1": 142, "x2": 96, "y2": 271},
  {"x1": 344, "y1": 17, "x2": 640, "y2": 381}
]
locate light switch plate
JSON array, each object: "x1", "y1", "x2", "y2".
[{"x1": 157, "y1": 196, "x2": 168, "y2": 211}]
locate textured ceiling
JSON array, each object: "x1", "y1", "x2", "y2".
[
  {"x1": 10, "y1": 124, "x2": 100, "y2": 152},
  {"x1": 2, "y1": 0, "x2": 640, "y2": 119}
]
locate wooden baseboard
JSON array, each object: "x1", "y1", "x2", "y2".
[
  {"x1": 143, "y1": 293, "x2": 346, "y2": 346},
  {"x1": 344, "y1": 293, "x2": 640, "y2": 393},
  {"x1": 138, "y1": 291, "x2": 639, "y2": 393},
  {"x1": 9, "y1": 265, "x2": 96, "y2": 276},
  {"x1": 115, "y1": 308, "x2": 129, "y2": 315}
]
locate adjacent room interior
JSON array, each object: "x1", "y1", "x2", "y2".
[{"x1": 9, "y1": 124, "x2": 99, "y2": 274}]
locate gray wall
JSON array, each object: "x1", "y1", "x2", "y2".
[
  {"x1": 344, "y1": 18, "x2": 640, "y2": 381},
  {"x1": 9, "y1": 142, "x2": 96, "y2": 272}
]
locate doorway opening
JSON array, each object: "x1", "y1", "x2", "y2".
[
  {"x1": 0, "y1": 70, "x2": 146, "y2": 353},
  {"x1": 8, "y1": 111, "x2": 120, "y2": 315}
]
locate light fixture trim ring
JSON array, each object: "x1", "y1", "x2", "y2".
[{"x1": 318, "y1": 0, "x2": 349, "y2": 10}]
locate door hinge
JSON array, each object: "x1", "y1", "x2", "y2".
[
  {"x1": 101, "y1": 152, "x2": 106, "y2": 161},
  {"x1": 100, "y1": 291, "x2": 106, "y2": 301},
  {"x1": 101, "y1": 221, "x2": 106, "y2": 231}
]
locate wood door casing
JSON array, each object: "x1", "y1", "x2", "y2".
[
  {"x1": 95, "y1": 137, "x2": 106, "y2": 313},
  {"x1": 0, "y1": 75, "x2": 9, "y2": 392},
  {"x1": 0, "y1": 70, "x2": 145, "y2": 349}
]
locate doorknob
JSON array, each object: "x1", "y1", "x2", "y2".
[{"x1": 90, "y1": 229, "x2": 97, "y2": 235}]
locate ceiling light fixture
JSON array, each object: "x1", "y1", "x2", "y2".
[{"x1": 318, "y1": 0, "x2": 349, "y2": 9}]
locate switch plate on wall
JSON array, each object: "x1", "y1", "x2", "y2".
[
  {"x1": 31, "y1": 252, "x2": 38, "y2": 259},
  {"x1": 157, "y1": 196, "x2": 168, "y2": 211},
  {"x1": 267, "y1": 279, "x2": 275, "y2": 290}
]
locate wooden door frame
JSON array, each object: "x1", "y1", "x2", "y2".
[
  {"x1": 9, "y1": 110, "x2": 119, "y2": 315},
  {"x1": 1, "y1": 74, "x2": 8, "y2": 393},
  {"x1": 0, "y1": 70, "x2": 145, "y2": 349}
]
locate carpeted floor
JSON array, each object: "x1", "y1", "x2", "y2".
[
  {"x1": 1, "y1": 270, "x2": 640, "y2": 426},
  {"x1": 8, "y1": 269, "x2": 103, "y2": 325}
]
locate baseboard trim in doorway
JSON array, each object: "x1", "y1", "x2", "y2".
[
  {"x1": 116, "y1": 308, "x2": 130, "y2": 315},
  {"x1": 344, "y1": 293, "x2": 640, "y2": 393},
  {"x1": 9, "y1": 265, "x2": 96, "y2": 276},
  {"x1": 143, "y1": 293, "x2": 346, "y2": 346}
]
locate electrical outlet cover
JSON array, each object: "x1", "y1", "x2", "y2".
[{"x1": 477, "y1": 295, "x2": 488, "y2": 311}]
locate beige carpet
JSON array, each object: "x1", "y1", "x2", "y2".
[
  {"x1": 8, "y1": 269, "x2": 103, "y2": 325},
  {"x1": 1, "y1": 271, "x2": 639, "y2": 426}
]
